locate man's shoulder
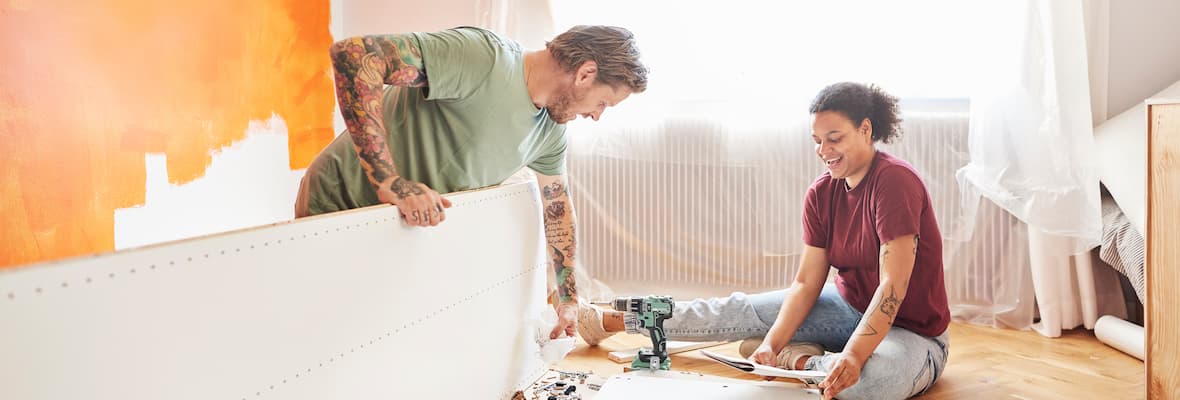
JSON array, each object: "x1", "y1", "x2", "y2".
[
  {"x1": 430, "y1": 26, "x2": 520, "y2": 52},
  {"x1": 410, "y1": 27, "x2": 522, "y2": 100},
  {"x1": 416, "y1": 27, "x2": 522, "y2": 74}
]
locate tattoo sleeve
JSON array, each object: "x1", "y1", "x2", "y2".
[
  {"x1": 390, "y1": 176, "x2": 425, "y2": 200},
  {"x1": 542, "y1": 181, "x2": 566, "y2": 201},
  {"x1": 329, "y1": 35, "x2": 428, "y2": 188},
  {"x1": 541, "y1": 177, "x2": 577, "y2": 302}
]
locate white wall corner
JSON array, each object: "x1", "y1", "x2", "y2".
[{"x1": 1083, "y1": 0, "x2": 1110, "y2": 126}]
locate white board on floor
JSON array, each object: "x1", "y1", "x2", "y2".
[
  {"x1": 0, "y1": 181, "x2": 549, "y2": 400},
  {"x1": 594, "y1": 371, "x2": 821, "y2": 399}
]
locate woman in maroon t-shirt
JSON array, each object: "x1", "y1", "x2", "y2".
[{"x1": 578, "y1": 83, "x2": 950, "y2": 400}]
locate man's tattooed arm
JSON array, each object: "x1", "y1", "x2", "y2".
[
  {"x1": 538, "y1": 174, "x2": 578, "y2": 302},
  {"x1": 328, "y1": 35, "x2": 428, "y2": 190}
]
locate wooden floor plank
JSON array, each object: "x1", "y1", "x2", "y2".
[{"x1": 556, "y1": 323, "x2": 1145, "y2": 399}]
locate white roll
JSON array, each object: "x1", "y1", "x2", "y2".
[{"x1": 1095, "y1": 315, "x2": 1145, "y2": 361}]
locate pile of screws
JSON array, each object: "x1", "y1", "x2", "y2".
[{"x1": 517, "y1": 369, "x2": 600, "y2": 400}]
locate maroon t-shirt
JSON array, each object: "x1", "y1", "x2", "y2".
[{"x1": 802, "y1": 151, "x2": 950, "y2": 337}]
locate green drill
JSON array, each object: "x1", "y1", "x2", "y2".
[{"x1": 613, "y1": 295, "x2": 674, "y2": 371}]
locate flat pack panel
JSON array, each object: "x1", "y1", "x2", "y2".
[
  {"x1": 594, "y1": 371, "x2": 820, "y2": 399},
  {"x1": 0, "y1": 182, "x2": 549, "y2": 400}
]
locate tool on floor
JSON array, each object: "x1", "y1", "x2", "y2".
[{"x1": 613, "y1": 295, "x2": 674, "y2": 371}]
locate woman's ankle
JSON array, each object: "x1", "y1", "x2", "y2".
[
  {"x1": 794, "y1": 355, "x2": 811, "y2": 370},
  {"x1": 603, "y1": 311, "x2": 625, "y2": 332}
]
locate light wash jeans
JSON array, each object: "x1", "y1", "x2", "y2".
[{"x1": 625, "y1": 284, "x2": 949, "y2": 400}]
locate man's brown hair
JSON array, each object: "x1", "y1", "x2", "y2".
[{"x1": 546, "y1": 25, "x2": 648, "y2": 93}]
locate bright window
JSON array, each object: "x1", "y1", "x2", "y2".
[{"x1": 551, "y1": 0, "x2": 1005, "y2": 105}]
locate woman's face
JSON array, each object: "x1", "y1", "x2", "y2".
[{"x1": 811, "y1": 110, "x2": 875, "y2": 186}]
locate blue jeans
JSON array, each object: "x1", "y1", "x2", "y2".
[{"x1": 627, "y1": 284, "x2": 949, "y2": 400}]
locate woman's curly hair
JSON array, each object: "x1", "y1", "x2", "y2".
[{"x1": 809, "y1": 82, "x2": 903, "y2": 144}]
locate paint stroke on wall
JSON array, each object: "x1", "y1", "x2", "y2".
[
  {"x1": 113, "y1": 116, "x2": 306, "y2": 250},
  {"x1": 0, "y1": 0, "x2": 336, "y2": 268}
]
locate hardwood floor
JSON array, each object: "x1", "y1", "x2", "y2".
[{"x1": 555, "y1": 323, "x2": 1145, "y2": 399}]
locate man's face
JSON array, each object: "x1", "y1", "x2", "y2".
[{"x1": 548, "y1": 72, "x2": 632, "y2": 124}]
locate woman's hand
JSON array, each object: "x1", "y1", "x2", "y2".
[
  {"x1": 818, "y1": 351, "x2": 866, "y2": 399},
  {"x1": 749, "y1": 341, "x2": 780, "y2": 367}
]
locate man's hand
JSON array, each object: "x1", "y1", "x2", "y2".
[
  {"x1": 377, "y1": 177, "x2": 452, "y2": 227},
  {"x1": 818, "y1": 351, "x2": 865, "y2": 399},
  {"x1": 550, "y1": 300, "x2": 578, "y2": 339}
]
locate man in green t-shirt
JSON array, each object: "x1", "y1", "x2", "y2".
[{"x1": 295, "y1": 25, "x2": 648, "y2": 339}]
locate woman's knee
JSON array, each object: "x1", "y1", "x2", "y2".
[{"x1": 836, "y1": 336, "x2": 944, "y2": 399}]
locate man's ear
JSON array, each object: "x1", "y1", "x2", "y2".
[
  {"x1": 575, "y1": 60, "x2": 598, "y2": 86},
  {"x1": 859, "y1": 118, "x2": 873, "y2": 138}
]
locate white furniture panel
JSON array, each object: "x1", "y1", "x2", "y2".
[{"x1": 0, "y1": 181, "x2": 548, "y2": 400}]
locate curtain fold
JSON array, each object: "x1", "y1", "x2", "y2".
[{"x1": 956, "y1": 0, "x2": 1110, "y2": 336}]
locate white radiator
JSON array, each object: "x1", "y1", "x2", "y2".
[{"x1": 567, "y1": 112, "x2": 1034, "y2": 328}]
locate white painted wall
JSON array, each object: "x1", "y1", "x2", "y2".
[
  {"x1": 114, "y1": 117, "x2": 305, "y2": 250},
  {"x1": 339, "y1": 0, "x2": 481, "y2": 37},
  {"x1": 336, "y1": 0, "x2": 553, "y2": 48},
  {"x1": 1107, "y1": 0, "x2": 1180, "y2": 115}
]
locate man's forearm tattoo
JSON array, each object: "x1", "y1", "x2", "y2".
[
  {"x1": 545, "y1": 197, "x2": 577, "y2": 302},
  {"x1": 542, "y1": 181, "x2": 566, "y2": 200},
  {"x1": 390, "y1": 177, "x2": 425, "y2": 199}
]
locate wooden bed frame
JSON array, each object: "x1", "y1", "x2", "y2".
[{"x1": 1147, "y1": 98, "x2": 1179, "y2": 400}]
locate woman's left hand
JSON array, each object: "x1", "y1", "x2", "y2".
[{"x1": 818, "y1": 351, "x2": 866, "y2": 399}]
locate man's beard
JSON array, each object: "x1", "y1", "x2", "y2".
[{"x1": 547, "y1": 85, "x2": 586, "y2": 124}]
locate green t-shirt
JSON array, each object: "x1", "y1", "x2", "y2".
[{"x1": 304, "y1": 27, "x2": 566, "y2": 215}]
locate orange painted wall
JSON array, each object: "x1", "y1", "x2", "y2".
[{"x1": 0, "y1": 0, "x2": 336, "y2": 268}]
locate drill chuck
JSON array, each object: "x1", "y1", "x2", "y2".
[{"x1": 613, "y1": 297, "x2": 638, "y2": 313}]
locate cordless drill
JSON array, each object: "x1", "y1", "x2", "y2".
[{"x1": 613, "y1": 295, "x2": 674, "y2": 371}]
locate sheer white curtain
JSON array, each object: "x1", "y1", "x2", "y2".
[
  {"x1": 956, "y1": 0, "x2": 1121, "y2": 337},
  {"x1": 958, "y1": 0, "x2": 1102, "y2": 254}
]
